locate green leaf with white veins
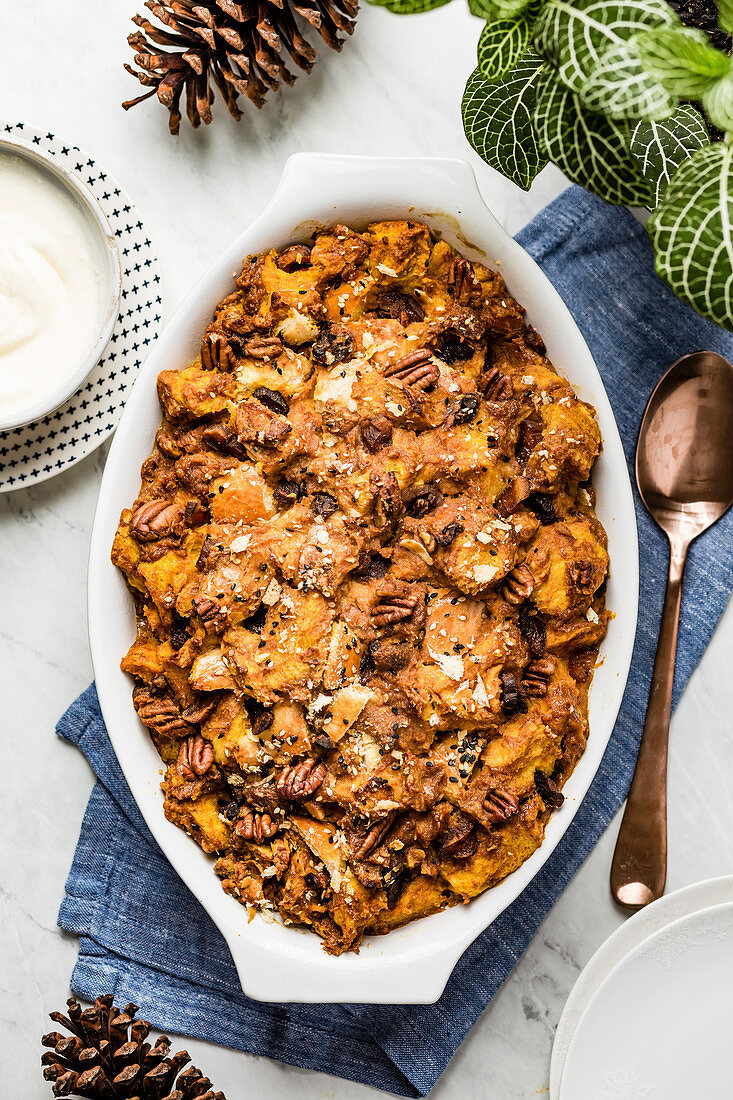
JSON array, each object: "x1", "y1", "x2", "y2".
[
  {"x1": 636, "y1": 27, "x2": 730, "y2": 98},
  {"x1": 703, "y1": 74, "x2": 733, "y2": 133},
  {"x1": 629, "y1": 105, "x2": 710, "y2": 206},
  {"x1": 462, "y1": 51, "x2": 549, "y2": 190},
  {"x1": 718, "y1": 0, "x2": 733, "y2": 35},
  {"x1": 533, "y1": 64, "x2": 651, "y2": 206},
  {"x1": 490, "y1": 0, "x2": 535, "y2": 15},
  {"x1": 648, "y1": 143, "x2": 733, "y2": 331},
  {"x1": 369, "y1": 0, "x2": 451, "y2": 12},
  {"x1": 534, "y1": 0, "x2": 678, "y2": 95},
  {"x1": 580, "y1": 44, "x2": 675, "y2": 120},
  {"x1": 478, "y1": 4, "x2": 540, "y2": 79}
]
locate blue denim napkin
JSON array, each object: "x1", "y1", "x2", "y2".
[{"x1": 58, "y1": 186, "x2": 733, "y2": 1097}]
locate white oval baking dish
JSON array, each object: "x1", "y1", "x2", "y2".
[{"x1": 88, "y1": 153, "x2": 638, "y2": 1005}]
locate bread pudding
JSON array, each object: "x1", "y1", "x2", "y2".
[{"x1": 112, "y1": 220, "x2": 609, "y2": 954}]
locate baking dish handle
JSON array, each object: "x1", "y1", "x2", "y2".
[{"x1": 223, "y1": 928, "x2": 472, "y2": 1004}]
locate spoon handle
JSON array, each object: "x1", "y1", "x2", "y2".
[{"x1": 610, "y1": 537, "x2": 689, "y2": 910}]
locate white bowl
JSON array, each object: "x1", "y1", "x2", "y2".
[
  {"x1": 0, "y1": 136, "x2": 121, "y2": 431},
  {"x1": 88, "y1": 154, "x2": 638, "y2": 1004}
]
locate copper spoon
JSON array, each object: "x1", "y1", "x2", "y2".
[{"x1": 611, "y1": 351, "x2": 733, "y2": 911}]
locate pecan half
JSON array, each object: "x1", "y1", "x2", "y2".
[
  {"x1": 130, "y1": 500, "x2": 184, "y2": 543},
  {"x1": 480, "y1": 364, "x2": 514, "y2": 401},
  {"x1": 242, "y1": 335, "x2": 284, "y2": 360},
  {"x1": 384, "y1": 349, "x2": 439, "y2": 391},
  {"x1": 201, "y1": 330, "x2": 234, "y2": 372},
  {"x1": 276, "y1": 760, "x2": 326, "y2": 800},
  {"x1": 439, "y1": 813, "x2": 477, "y2": 859},
  {"x1": 372, "y1": 588, "x2": 421, "y2": 629},
  {"x1": 499, "y1": 669, "x2": 524, "y2": 716},
  {"x1": 535, "y1": 769, "x2": 565, "y2": 810},
  {"x1": 495, "y1": 476, "x2": 531, "y2": 518},
  {"x1": 377, "y1": 288, "x2": 424, "y2": 325},
  {"x1": 360, "y1": 415, "x2": 393, "y2": 454},
  {"x1": 312, "y1": 323, "x2": 354, "y2": 366},
  {"x1": 401, "y1": 482, "x2": 443, "y2": 517},
  {"x1": 503, "y1": 563, "x2": 534, "y2": 605},
  {"x1": 522, "y1": 656, "x2": 556, "y2": 696},
  {"x1": 483, "y1": 787, "x2": 519, "y2": 823},
  {"x1": 276, "y1": 244, "x2": 311, "y2": 271},
  {"x1": 449, "y1": 258, "x2": 482, "y2": 307},
  {"x1": 234, "y1": 810, "x2": 279, "y2": 843},
  {"x1": 371, "y1": 471, "x2": 403, "y2": 531},
  {"x1": 518, "y1": 603, "x2": 546, "y2": 656},
  {"x1": 176, "y1": 735, "x2": 214, "y2": 780},
  {"x1": 351, "y1": 811, "x2": 397, "y2": 860},
  {"x1": 133, "y1": 685, "x2": 190, "y2": 737}
]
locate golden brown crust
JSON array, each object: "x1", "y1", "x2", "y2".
[{"x1": 113, "y1": 220, "x2": 609, "y2": 954}]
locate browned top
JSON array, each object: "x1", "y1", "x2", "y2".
[{"x1": 113, "y1": 219, "x2": 609, "y2": 953}]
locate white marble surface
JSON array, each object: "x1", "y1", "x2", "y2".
[{"x1": 2, "y1": 3, "x2": 733, "y2": 1098}]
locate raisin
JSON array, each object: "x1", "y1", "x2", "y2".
[
  {"x1": 518, "y1": 603, "x2": 546, "y2": 657},
  {"x1": 253, "y1": 387, "x2": 289, "y2": 416},
  {"x1": 377, "y1": 289, "x2": 424, "y2": 324},
  {"x1": 433, "y1": 333, "x2": 474, "y2": 364},
  {"x1": 311, "y1": 491, "x2": 338, "y2": 517},
  {"x1": 453, "y1": 393, "x2": 480, "y2": 423},
  {"x1": 535, "y1": 769, "x2": 565, "y2": 810},
  {"x1": 526, "y1": 493, "x2": 556, "y2": 525},
  {"x1": 402, "y1": 483, "x2": 443, "y2": 517},
  {"x1": 274, "y1": 479, "x2": 305, "y2": 508},
  {"x1": 312, "y1": 324, "x2": 354, "y2": 365},
  {"x1": 435, "y1": 521, "x2": 464, "y2": 548},
  {"x1": 242, "y1": 604, "x2": 268, "y2": 634}
]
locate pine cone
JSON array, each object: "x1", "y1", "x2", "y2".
[
  {"x1": 41, "y1": 995, "x2": 226, "y2": 1099},
  {"x1": 123, "y1": 0, "x2": 359, "y2": 134}
]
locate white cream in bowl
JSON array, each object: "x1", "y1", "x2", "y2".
[{"x1": 0, "y1": 144, "x2": 120, "y2": 431}]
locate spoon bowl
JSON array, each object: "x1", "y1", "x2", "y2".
[
  {"x1": 612, "y1": 351, "x2": 733, "y2": 910},
  {"x1": 637, "y1": 351, "x2": 733, "y2": 541}
]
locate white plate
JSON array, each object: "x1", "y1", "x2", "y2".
[
  {"x1": 559, "y1": 899, "x2": 733, "y2": 1099},
  {"x1": 88, "y1": 153, "x2": 639, "y2": 1003},
  {"x1": 551, "y1": 875, "x2": 733, "y2": 1097}
]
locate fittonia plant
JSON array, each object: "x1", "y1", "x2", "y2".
[{"x1": 369, "y1": 0, "x2": 733, "y2": 332}]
